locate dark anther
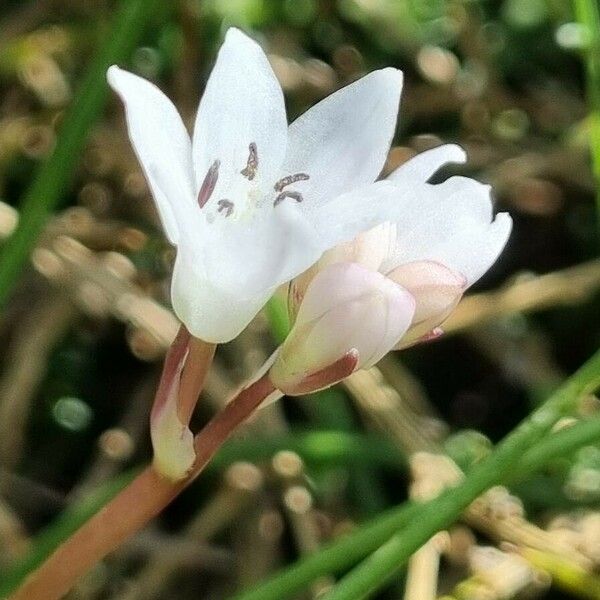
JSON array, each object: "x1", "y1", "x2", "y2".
[
  {"x1": 274, "y1": 172, "x2": 310, "y2": 192},
  {"x1": 217, "y1": 199, "x2": 234, "y2": 217},
  {"x1": 198, "y1": 160, "x2": 220, "y2": 208},
  {"x1": 274, "y1": 190, "x2": 303, "y2": 206},
  {"x1": 240, "y1": 142, "x2": 258, "y2": 180}
]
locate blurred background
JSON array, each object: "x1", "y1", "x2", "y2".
[{"x1": 1, "y1": 0, "x2": 600, "y2": 598}]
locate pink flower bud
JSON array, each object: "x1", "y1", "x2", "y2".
[
  {"x1": 288, "y1": 223, "x2": 397, "y2": 321},
  {"x1": 270, "y1": 262, "x2": 416, "y2": 394},
  {"x1": 388, "y1": 260, "x2": 466, "y2": 348}
]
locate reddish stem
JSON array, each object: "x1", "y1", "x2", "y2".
[
  {"x1": 150, "y1": 326, "x2": 215, "y2": 427},
  {"x1": 178, "y1": 336, "x2": 216, "y2": 424},
  {"x1": 11, "y1": 374, "x2": 275, "y2": 600}
]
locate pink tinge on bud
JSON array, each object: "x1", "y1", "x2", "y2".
[
  {"x1": 271, "y1": 262, "x2": 416, "y2": 394},
  {"x1": 287, "y1": 223, "x2": 397, "y2": 323},
  {"x1": 387, "y1": 260, "x2": 466, "y2": 349},
  {"x1": 276, "y1": 349, "x2": 360, "y2": 396}
]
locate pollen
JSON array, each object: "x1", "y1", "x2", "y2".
[
  {"x1": 217, "y1": 199, "x2": 234, "y2": 217},
  {"x1": 274, "y1": 190, "x2": 303, "y2": 206},
  {"x1": 198, "y1": 160, "x2": 220, "y2": 208},
  {"x1": 240, "y1": 142, "x2": 258, "y2": 180},
  {"x1": 274, "y1": 172, "x2": 310, "y2": 192}
]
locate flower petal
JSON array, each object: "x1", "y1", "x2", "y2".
[
  {"x1": 388, "y1": 260, "x2": 466, "y2": 325},
  {"x1": 387, "y1": 144, "x2": 466, "y2": 184},
  {"x1": 280, "y1": 68, "x2": 403, "y2": 211},
  {"x1": 388, "y1": 260, "x2": 466, "y2": 348},
  {"x1": 107, "y1": 66, "x2": 196, "y2": 244},
  {"x1": 293, "y1": 262, "x2": 415, "y2": 369},
  {"x1": 380, "y1": 176, "x2": 513, "y2": 285},
  {"x1": 307, "y1": 181, "x2": 406, "y2": 248},
  {"x1": 192, "y1": 28, "x2": 287, "y2": 204},
  {"x1": 203, "y1": 202, "x2": 324, "y2": 296},
  {"x1": 171, "y1": 247, "x2": 274, "y2": 343}
]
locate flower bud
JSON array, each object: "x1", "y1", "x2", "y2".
[
  {"x1": 270, "y1": 262, "x2": 416, "y2": 394},
  {"x1": 149, "y1": 329, "x2": 196, "y2": 481},
  {"x1": 388, "y1": 260, "x2": 466, "y2": 348},
  {"x1": 288, "y1": 223, "x2": 396, "y2": 321}
]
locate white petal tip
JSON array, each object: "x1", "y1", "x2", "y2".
[
  {"x1": 493, "y1": 211, "x2": 513, "y2": 236},
  {"x1": 444, "y1": 144, "x2": 468, "y2": 165},
  {"x1": 106, "y1": 65, "x2": 121, "y2": 85},
  {"x1": 106, "y1": 65, "x2": 136, "y2": 93},
  {"x1": 224, "y1": 27, "x2": 258, "y2": 48},
  {"x1": 374, "y1": 67, "x2": 404, "y2": 90},
  {"x1": 378, "y1": 66, "x2": 403, "y2": 80}
]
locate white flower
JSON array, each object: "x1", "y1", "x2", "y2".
[
  {"x1": 107, "y1": 28, "x2": 405, "y2": 343},
  {"x1": 272, "y1": 145, "x2": 512, "y2": 392}
]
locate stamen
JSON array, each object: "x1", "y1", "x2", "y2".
[
  {"x1": 274, "y1": 172, "x2": 310, "y2": 192},
  {"x1": 198, "y1": 160, "x2": 220, "y2": 208},
  {"x1": 240, "y1": 142, "x2": 258, "y2": 180},
  {"x1": 274, "y1": 190, "x2": 303, "y2": 206},
  {"x1": 217, "y1": 199, "x2": 234, "y2": 217}
]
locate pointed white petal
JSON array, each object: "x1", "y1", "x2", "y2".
[
  {"x1": 192, "y1": 28, "x2": 287, "y2": 204},
  {"x1": 280, "y1": 69, "x2": 403, "y2": 211},
  {"x1": 171, "y1": 247, "x2": 275, "y2": 343},
  {"x1": 107, "y1": 66, "x2": 196, "y2": 244},
  {"x1": 307, "y1": 181, "x2": 406, "y2": 248},
  {"x1": 171, "y1": 205, "x2": 323, "y2": 343},
  {"x1": 380, "y1": 176, "x2": 513, "y2": 285},
  {"x1": 387, "y1": 144, "x2": 466, "y2": 184}
]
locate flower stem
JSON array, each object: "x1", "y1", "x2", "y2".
[
  {"x1": 574, "y1": 0, "x2": 600, "y2": 231},
  {"x1": 9, "y1": 374, "x2": 276, "y2": 600},
  {"x1": 319, "y1": 349, "x2": 600, "y2": 600},
  {"x1": 178, "y1": 335, "x2": 216, "y2": 424},
  {"x1": 234, "y1": 347, "x2": 600, "y2": 600}
]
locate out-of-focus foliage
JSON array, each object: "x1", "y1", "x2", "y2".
[{"x1": 0, "y1": 0, "x2": 599, "y2": 599}]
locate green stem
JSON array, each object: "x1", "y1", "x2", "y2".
[
  {"x1": 6, "y1": 391, "x2": 600, "y2": 597},
  {"x1": 0, "y1": 0, "x2": 158, "y2": 308},
  {"x1": 233, "y1": 347, "x2": 600, "y2": 600},
  {"x1": 512, "y1": 415, "x2": 600, "y2": 480},
  {"x1": 320, "y1": 348, "x2": 600, "y2": 600},
  {"x1": 231, "y1": 503, "x2": 421, "y2": 600},
  {"x1": 574, "y1": 0, "x2": 600, "y2": 229}
]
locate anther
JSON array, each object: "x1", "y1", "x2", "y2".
[
  {"x1": 217, "y1": 199, "x2": 234, "y2": 217},
  {"x1": 274, "y1": 190, "x2": 303, "y2": 206},
  {"x1": 198, "y1": 160, "x2": 220, "y2": 208},
  {"x1": 240, "y1": 142, "x2": 258, "y2": 180},
  {"x1": 274, "y1": 173, "x2": 310, "y2": 192}
]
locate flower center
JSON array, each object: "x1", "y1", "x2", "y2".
[{"x1": 197, "y1": 142, "x2": 312, "y2": 219}]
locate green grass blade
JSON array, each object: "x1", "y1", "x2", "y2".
[
  {"x1": 0, "y1": 0, "x2": 159, "y2": 308},
  {"x1": 233, "y1": 347, "x2": 600, "y2": 600},
  {"x1": 574, "y1": 0, "x2": 600, "y2": 229}
]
